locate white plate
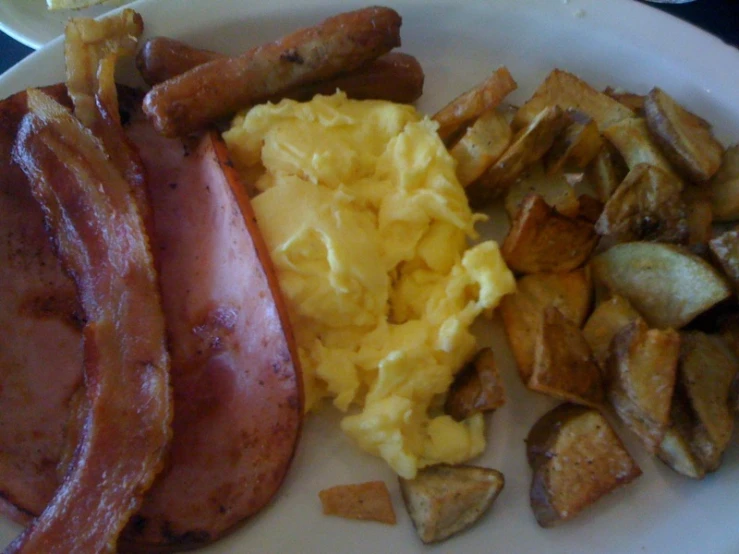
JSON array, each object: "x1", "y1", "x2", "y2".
[
  {"x1": 2, "y1": 0, "x2": 739, "y2": 552},
  {"x1": 0, "y1": 0, "x2": 131, "y2": 49}
]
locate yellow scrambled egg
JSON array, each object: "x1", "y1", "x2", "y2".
[{"x1": 223, "y1": 92, "x2": 515, "y2": 478}]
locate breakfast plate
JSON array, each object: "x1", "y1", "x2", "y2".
[
  {"x1": 0, "y1": 0, "x2": 131, "y2": 49},
  {"x1": 2, "y1": 0, "x2": 739, "y2": 552}
]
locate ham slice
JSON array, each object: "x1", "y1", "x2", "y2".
[{"x1": 120, "y1": 122, "x2": 303, "y2": 550}]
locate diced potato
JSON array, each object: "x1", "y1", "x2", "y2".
[
  {"x1": 603, "y1": 117, "x2": 679, "y2": 180},
  {"x1": 513, "y1": 69, "x2": 634, "y2": 132},
  {"x1": 399, "y1": 465, "x2": 504, "y2": 544},
  {"x1": 500, "y1": 269, "x2": 593, "y2": 383},
  {"x1": 708, "y1": 144, "x2": 739, "y2": 222},
  {"x1": 502, "y1": 194, "x2": 598, "y2": 274},
  {"x1": 584, "y1": 143, "x2": 628, "y2": 202},
  {"x1": 683, "y1": 184, "x2": 713, "y2": 247},
  {"x1": 595, "y1": 163, "x2": 688, "y2": 244},
  {"x1": 528, "y1": 307, "x2": 604, "y2": 408},
  {"x1": 606, "y1": 319, "x2": 680, "y2": 452},
  {"x1": 591, "y1": 242, "x2": 731, "y2": 329},
  {"x1": 526, "y1": 403, "x2": 642, "y2": 527},
  {"x1": 583, "y1": 295, "x2": 641, "y2": 368},
  {"x1": 450, "y1": 109, "x2": 512, "y2": 186},
  {"x1": 656, "y1": 399, "x2": 706, "y2": 480},
  {"x1": 709, "y1": 227, "x2": 739, "y2": 290},
  {"x1": 603, "y1": 86, "x2": 646, "y2": 114},
  {"x1": 444, "y1": 348, "x2": 505, "y2": 421},
  {"x1": 319, "y1": 481, "x2": 396, "y2": 524},
  {"x1": 433, "y1": 66, "x2": 517, "y2": 144},
  {"x1": 544, "y1": 111, "x2": 603, "y2": 174},
  {"x1": 504, "y1": 163, "x2": 579, "y2": 220},
  {"x1": 644, "y1": 87, "x2": 723, "y2": 183}
]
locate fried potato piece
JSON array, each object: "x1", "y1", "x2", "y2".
[
  {"x1": 583, "y1": 295, "x2": 641, "y2": 368},
  {"x1": 319, "y1": 481, "x2": 396, "y2": 524},
  {"x1": 502, "y1": 194, "x2": 598, "y2": 274},
  {"x1": 468, "y1": 106, "x2": 568, "y2": 205},
  {"x1": 513, "y1": 69, "x2": 634, "y2": 132},
  {"x1": 595, "y1": 163, "x2": 688, "y2": 244},
  {"x1": 584, "y1": 142, "x2": 628, "y2": 202},
  {"x1": 432, "y1": 66, "x2": 517, "y2": 144},
  {"x1": 143, "y1": 7, "x2": 402, "y2": 137},
  {"x1": 450, "y1": 109, "x2": 512, "y2": 187},
  {"x1": 526, "y1": 403, "x2": 641, "y2": 527},
  {"x1": 544, "y1": 111, "x2": 603, "y2": 174},
  {"x1": 603, "y1": 86, "x2": 646, "y2": 114},
  {"x1": 603, "y1": 117, "x2": 680, "y2": 180},
  {"x1": 504, "y1": 163, "x2": 580, "y2": 220},
  {"x1": 528, "y1": 307, "x2": 604, "y2": 407},
  {"x1": 444, "y1": 348, "x2": 505, "y2": 421},
  {"x1": 576, "y1": 194, "x2": 604, "y2": 225},
  {"x1": 683, "y1": 184, "x2": 713, "y2": 247},
  {"x1": 399, "y1": 465, "x2": 504, "y2": 544},
  {"x1": 591, "y1": 242, "x2": 731, "y2": 329},
  {"x1": 47, "y1": 0, "x2": 106, "y2": 9},
  {"x1": 644, "y1": 87, "x2": 723, "y2": 182},
  {"x1": 656, "y1": 394, "x2": 706, "y2": 480},
  {"x1": 709, "y1": 227, "x2": 739, "y2": 290},
  {"x1": 708, "y1": 144, "x2": 739, "y2": 221},
  {"x1": 500, "y1": 269, "x2": 592, "y2": 383},
  {"x1": 606, "y1": 319, "x2": 680, "y2": 452},
  {"x1": 678, "y1": 331, "x2": 738, "y2": 471}
]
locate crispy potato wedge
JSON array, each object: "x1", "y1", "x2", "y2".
[
  {"x1": 583, "y1": 295, "x2": 641, "y2": 368},
  {"x1": 504, "y1": 163, "x2": 580, "y2": 220},
  {"x1": 709, "y1": 227, "x2": 739, "y2": 290},
  {"x1": 595, "y1": 163, "x2": 688, "y2": 244},
  {"x1": 656, "y1": 393, "x2": 706, "y2": 480},
  {"x1": 468, "y1": 106, "x2": 568, "y2": 205},
  {"x1": 433, "y1": 66, "x2": 517, "y2": 144},
  {"x1": 500, "y1": 269, "x2": 592, "y2": 383},
  {"x1": 644, "y1": 87, "x2": 723, "y2": 183},
  {"x1": 528, "y1": 307, "x2": 605, "y2": 407},
  {"x1": 584, "y1": 142, "x2": 628, "y2": 203},
  {"x1": 606, "y1": 319, "x2": 680, "y2": 452},
  {"x1": 591, "y1": 242, "x2": 731, "y2": 329},
  {"x1": 513, "y1": 69, "x2": 634, "y2": 132},
  {"x1": 526, "y1": 403, "x2": 641, "y2": 527},
  {"x1": 319, "y1": 481, "x2": 396, "y2": 524},
  {"x1": 544, "y1": 111, "x2": 603, "y2": 174},
  {"x1": 502, "y1": 194, "x2": 598, "y2": 274},
  {"x1": 603, "y1": 86, "x2": 646, "y2": 114},
  {"x1": 399, "y1": 465, "x2": 504, "y2": 544},
  {"x1": 603, "y1": 117, "x2": 679, "y2": 180},
  {"x1": 450, "y1": 109, "x2": 512, "y2": 187},
  {"x1": 709, "y1": 144, "x2": 739, "y2": 222},
  {"x1": 678, "y1": 331, "x2": 738, "y2": 471},
  {"x1": 445, "y1": 348, "x2": 505, "y2": 421}
]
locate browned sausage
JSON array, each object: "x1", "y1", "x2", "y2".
[
  {"x1": 142, "y1": 6, "x2": 402, "y2": 137},
  {"x1": 136, "y1": 37, "x2": 223, "y2": 86}
]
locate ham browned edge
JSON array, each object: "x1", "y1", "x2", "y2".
[{"x1": 5, "y1": 89, "x2": 172, "y2": 553}]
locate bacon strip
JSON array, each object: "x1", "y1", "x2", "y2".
[
  {"x1": 142, "y1": 6, "x2": 402, "y2": 136},
  {"x1": 5, "y1": 89, "x2": 171, "y2": 553}
]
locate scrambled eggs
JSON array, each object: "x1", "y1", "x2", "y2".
[{"x1": 223, "y1": 92, "x2": 515, "y2": 478}]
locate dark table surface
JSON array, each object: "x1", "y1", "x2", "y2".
[{"x1": 1, "y1": 0, "x2": 738, "y2": 75}]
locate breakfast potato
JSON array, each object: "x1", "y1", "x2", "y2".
[
  {"x1": 584, "y1": 143, "x2": 628, "y2": 202},
  {"x1": 582, "y1": 295, "x2": 641, "y2": 368},
  {"x1": 319, "y1": 481, "x2": 397, "y2": 524},
  {"x1": 469, "y1": 105, "x2": 568, "y2": 204},
  {"x1": 591, "y1": 242, "x2": 732, "y2": 329},
  {"x1": 544, "y1": 111, "x2": 603, "y2": 175},
  {"x1": 605, "y1": 319, "x2": 680, "y2": 452},
  {"x1": 678, "y1": 331, "x2": 738, "y2": 471},
  {"x1": 526, "y1": 403, "x2": 642, "y2": 528},
  {"x1": 399, "y1": 465, "x2": 504, "y2": 544},
  {"x1": 576, "y1": 194, "x2": 604, "y2": 225},
  {"x1": 603, "y1": 86, "x2": 646, "y2": 114},
  {"x1": 513, "y1": 69, "x2": 634, "y2": 131},
  {"x1": 656, "y1": 395, "x2": 706, "y2": 480},
  {"x1": 433, "y1": 66, "x2": 518, "y2": 144},
  {"x1": 502, "y1": 194, "x2": 598, "y2": 274},
  {"x1": 603, "y1": 117, "x2": 679, "y2": 179},
  {"x1": 709, "y1": 228, "x2": 739, "y2": 290},
  {"x1": 444, "y1": 348, "x2": 505, "y2": 421},
  {"x1": 450, "y1": 109, "x2": 512, "y2": 187},
  {"x1": 644, "y1": 87, "x2": 723, "y2": 183},
  {"x1": 528, "y1": 307, "x2": 605, "y2": 407},
  {"x1": 683, "y1": 184, "x2": 714, "y2": 247},
  {"x1": 594, "y1": 163, "x2": 688, "y2": 244},
  {"x1": 504, "y1": 163, "x2": 580, "y2": 220},
  {"x1": 500, "y1": 269, "x2": 592, "y2": 383},
  {"x1": 708, "y1": 144, "x2": 739, "y2": 221}
]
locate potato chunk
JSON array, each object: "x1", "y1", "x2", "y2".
[
  {"x1": 445, "y1": 348, "x2": 505, "y2": 421},
  {"x1": 708, "y1": 144, "x2": 739, "y2": 221},
  {"x1": 319, "y1": 481, "x2": 396, "y2": 524},
  {"x1": 450, "y1": 109, "x2": 512, "y2": 187},
  {"x1": 583, "y1": 295, "x2": 641, "y2": 368}
]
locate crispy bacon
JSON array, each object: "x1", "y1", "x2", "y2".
[{"x1": 5, "y1": 89, "x2": 171, "y2": 553}]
